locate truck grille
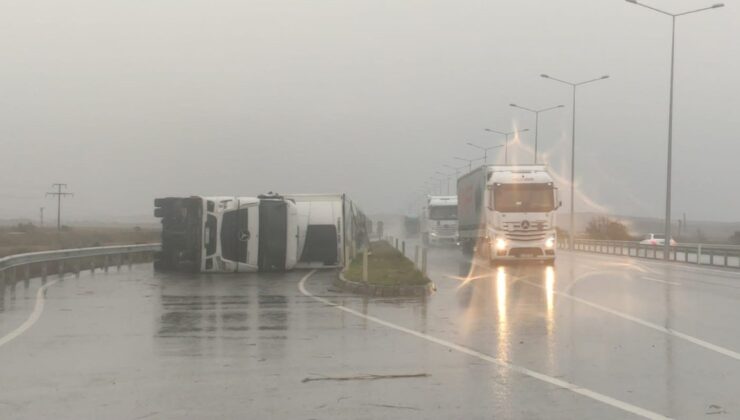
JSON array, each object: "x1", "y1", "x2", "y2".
[
  {"x1": 503, "y1": 220, "x2": 548, "y2": 242},
  {"x1": 433, "y1": 226, "x2": 457, "y2": 236}
]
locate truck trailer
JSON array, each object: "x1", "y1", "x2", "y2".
[
  {"x1": 457, "y1": 165, "x2": 560, "y2": 263},
  {"x1": 154, "y1": 194, "x2": 299, "y2": 273},
  {"x1": 284, "y1": 193, "x2": 369, "y2": 269},
  {"x1": 420, "y1": 196, "x2": 458, "y2": 246}
]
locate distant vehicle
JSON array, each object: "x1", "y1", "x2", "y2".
[
  {"x1": 154, "y1": 194, "x2": 299, "y2": 273},
  {"x1": 420, "y1": 196, "x2": 458, "y2": 246},
  {"x1": 640, "y1": 233, "x2": 677, "y2": 246},
  {"x1": 457, "y1": 165, "x2": 560, "y2": 263},
  {"x1": 404, "y1": 215, "x2": 420, "y2": 236}
]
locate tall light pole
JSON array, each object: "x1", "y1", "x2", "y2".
[
  {"x1": 484, "y1": 128, "x2": 529, "y2": 164},
  {"x1": 436, "y1": 171, "x2": 455, "y2": 195},
  {"x1": 624, "y1": 0, "x2": 724, "y2": 261},
  {"x1": 443, "y1": 163, "x2": 466, "y2": 178},
  {"x1": 454, "y1": 156, "x2": 484, "y2": 172},
  {"x1": 509, "y1": 103, "x2": 565, "y2": 163},
  {"x1": 466, "y1": 142, "x2": 503, "y2": 164},
  {"x1": 541, "y1": 73, "x2": 609, "y2": 249}
]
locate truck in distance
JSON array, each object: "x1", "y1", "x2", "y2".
[
  {"x1": 457, "y1": 165, "x2": 560, "y2": 263},
  {"x1": 420, "y1": 195, "x2": 459, "y2": 246},
  {"x1": 154, "y1": 193, "x2": 299, "y2": 273}
]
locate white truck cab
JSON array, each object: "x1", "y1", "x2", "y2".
[
  {"x1": 421, "y1": 196, "x2": 459, "y2": 246},
  {"x1": 458, "y1": 165, "x2": 560, "y2": 263},
  {"x1": 155, "y1": 194, "x2": 298, "y2": 273}
]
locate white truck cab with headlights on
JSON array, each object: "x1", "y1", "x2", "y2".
[
  {"x1": 420, "y1": 195, "x2": 458, "y2": 246},
  {"x1": 457, "y1": 165, "x2": 560, "y2": 263}
]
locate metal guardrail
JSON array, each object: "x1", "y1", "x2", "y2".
[
  {"x1": 560, "y1": 239, "x2": 740, "y2": 269},
  {"x1": 0, "y1": 244, "x2": 161, "y2": 284}
]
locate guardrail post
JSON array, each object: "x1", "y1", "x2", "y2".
[
  {"x1": 414, "y1": 246, "x2": 420, "y2": 268},
  {"x1": 41, "y1": 263, "x2": 47, "y2": 284},
  {"x1": 58, "y1": 261, "x2": 64, "y2": 278},
  {"x1": 23, "y1": 265, "x2": 30, "y2": 288},
  {"x1": 395, "y1": 238, "x2": 399, "y2": 250},
  {"x1": 725, "y1": 252, "x2": 729, "y2": 267},
  {"x1": 117, "y1": 255, "x2": 122, "y2": 271},
  {"x1": 362, "y1": 248, "x2": 368, "y2": 283},
  {"x1": 89, "y1": 259, "x2": 95, "y2": 275},
  {"x1": 402, "y1": 241, "x2": 406, "y2": 256},
  {"x1": 104, "y1": 255, "x2": 109, "y2": 273},
  {"x1": 75, "y1": 261, "x2": 80, "y2": 278},
  {"x1": 421, "y1": 247, "x2": 428, "y2": 276},
  {"x1": 127, "y1": 254, "x2": 132, "y2": 270}
]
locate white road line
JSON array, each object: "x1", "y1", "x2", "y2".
[
  {"x1": 516, "y1": 277, "x2": 740, "y2": 362},
  {"x1": 0, "y1": 280, "x2": 58, "y2": 349},
  {"x1": 298, "y1": 270, "x2": 670, "y2": 420},
  {"x1": 641, "y1": 276, "x2": 680, "y2": 286}
]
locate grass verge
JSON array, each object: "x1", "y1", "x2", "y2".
[
  {"x1": 344, "y1": 241, "x2": 429, "y2": 286},
  {"x1": 0, "y1": 225, "x2": 160, "y2": 258}
]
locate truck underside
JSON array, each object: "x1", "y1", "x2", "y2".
[{"x1": 154, "y1": 197, "x2": 204, "y2": 272}]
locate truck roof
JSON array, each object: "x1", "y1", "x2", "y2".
[
  {"x1": 427, "y1": 196, "x2": 458, "y2": 206},
  {"x1": 458, "y1": 165, "x2": 554, "y2": 184}
]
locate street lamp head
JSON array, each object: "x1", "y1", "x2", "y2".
[
  {"x1": 509, "y1": 103, "x2": 517, "y2": 107},
  {"x1": 712, "y1": 3, "x2": 724, "y2": 8},
  {"x1": 520, "y1": 128, "x2": 530, "y2": 133},
  {"x1": 557, "y1": 104, "x2": 565, "y2": 108},
  {"x1": 540, "y1": 74, "x2": 550, "y2": 78},
  {"x1": 601, "y1": 75, "x2": 610, "y2": 79},
  {"x1": 625, "y1": 0, "x2": 637, "y2": 3}
]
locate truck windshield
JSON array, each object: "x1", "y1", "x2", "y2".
[
  {"x1": 429, "y1": 205, "x2": 457, "y2": 220},
  {"x1": 493, "y1": 183, "x2": 554, "y2": 212}
]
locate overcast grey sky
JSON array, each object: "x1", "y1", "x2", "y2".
[{"x1": 1, "y1": 0, "x2": 738, "y2": 223}]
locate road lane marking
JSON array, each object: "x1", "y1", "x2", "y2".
[
  {"x1": 514, "y1": 277, "x2": 740, "y2": 362},
  {"x1": 641, "y1": 276, "x2": 680, "y2": 286},
  {"x1": 299, "y1": 270, "x2": 670, "y2": 420},
  {"x1": 0, "y1": 280, "x2": 58, "y2": 349}
]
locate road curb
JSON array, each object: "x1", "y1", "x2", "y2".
[{"x1": 334, "y1": 269, "x2": 434, "y2": 297}]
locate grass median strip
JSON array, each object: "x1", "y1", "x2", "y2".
[{"x1": 344, "y1": 241, "x2": 429, "y2": 286}]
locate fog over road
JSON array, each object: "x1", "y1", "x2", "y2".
[{"x1": 2, "y1": 247, "x2": 740, "y2": 419}]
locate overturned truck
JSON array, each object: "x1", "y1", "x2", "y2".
[{"x1": 154, "y1": 193, "x2": 369, "y2": 273}]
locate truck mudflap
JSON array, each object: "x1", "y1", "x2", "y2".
[{"x1": 154, "y1": 197, "x2": 204, "y2": 272}]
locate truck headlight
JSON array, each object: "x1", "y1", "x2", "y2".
[
  {"x1": 495, "y1": 238, "x2": 507, "y2": 250},
  {"x1": 545, "y1": 237, "x2": 555, "y2": 248}
]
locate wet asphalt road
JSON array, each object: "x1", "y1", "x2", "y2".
[{"x1": 2, "y1": 247, "x2": 740, "y2": 419}]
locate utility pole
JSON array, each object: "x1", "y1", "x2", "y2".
[
  {"x1": 39, "y1": 207, "x2": 44, "y2": 227},
  {"x1": 46, "y1": 183, "x2": 74, "y2": 231}
]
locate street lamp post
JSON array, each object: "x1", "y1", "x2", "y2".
[
  {"x1": 484, "y1": 128, "x2": 529, "y2": 164},
  {"x1": 454, "y1": 156, "x2": 484, "y2": 172},
  {"x1": 509, "y1": 104, "x2": 565, "y2": 163},
  {"x1": 540, "y1": 73, "x2": 609, "y2": 249},
  {"x1": 436, "y1": 171, "x2": 455, "y2": 195},
  {"x1": 466, "y1": 142, "x2": 503, "y2": 165},
  {"x1": 624, "y1": 0, "x2": 724, "y2": 261}
]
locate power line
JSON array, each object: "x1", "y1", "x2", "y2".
[{"x1": 46, "y1": 183, "x2": 73, "y2": 230}]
